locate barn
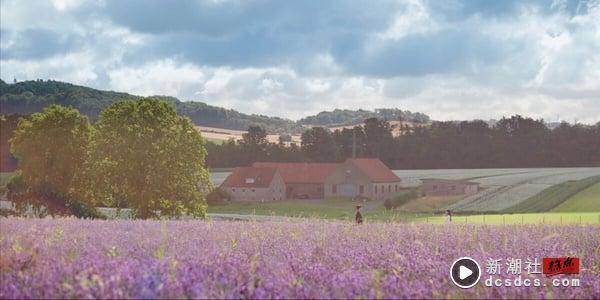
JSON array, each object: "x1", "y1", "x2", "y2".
[
  {"x1": 223, "y1": 159, "x2": 401, "y2": 201},
  {"x1": 421, "y1": 178, "x2": 479, "y2": 197},
  {"x1": 252, "y1": 162, "x2": 338, "y2": 199},
  {"x1": 220, "y1": 167, "x2": 286, "y2": 201},
  {"x1": 324, "y1": 158, "x2": 401, "y2": 200}
]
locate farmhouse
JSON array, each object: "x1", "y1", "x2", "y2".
[
  {"x1": 220, "y1": 167, "x2": 286, "y2": 201},
  {"x1": 222, "y1": 158, "x2": 401, "y2": 201},
  {"x1": 421, "y1": 178, "x2": 479, "y2": 197},
  {"x1": 324, "y1": 158, "x2": 401, "y2": 200},
  {"x1": 252, "y1": 162, "x2": 338, "y2": 199}
]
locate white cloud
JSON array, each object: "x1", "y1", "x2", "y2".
[
  {"x1": 50, "y1": 0, "x2": 84, "y2": 11},
  {"x1": 378, "y1": 0, "x2": 440, "y2": 40},
  {"x1": 1, "y1": 51, "x2": 99, "y2": 84},
  {"x1": 0, "y1": 0, "x2": 599, "y2": 124},
  {"x1": 108, "y1": 59, "x2": 206, "y2": 98}
]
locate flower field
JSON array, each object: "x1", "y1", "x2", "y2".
[{"x1": 1, "y1": 218, "x2": 599, "y2": 299}]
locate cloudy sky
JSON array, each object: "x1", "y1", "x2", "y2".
[{"x1": 1, "y1": 0, "x2": 599, "y2": 122}]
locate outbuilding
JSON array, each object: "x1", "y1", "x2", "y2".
[
  {"x1": 421, "y1": 178, "x2": 479, "y2": 197},
  {"x1": 324, "y1": 158, "x2": 401, "y2": 200},
  {"x1": 220, "y1": 167, "x2": 285, "y2": 201},
  {"x1": 252, "y1": 162, "x2": 338, "y2": 199}
]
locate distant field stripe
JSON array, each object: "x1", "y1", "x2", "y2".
[
  {"x1": 553, "y1": 182, "x2": 600, "y2": 212},
  {"x1": 502, "y1": 175, "x2": 600, "y2": 213},
  {"x1": 420, "y1": 213, "x2": 600, "y2": 225},
  {"x1": 463, "y1": 170, "x2": 533, "y2": 181}
]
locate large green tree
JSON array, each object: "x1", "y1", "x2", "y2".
[
  {"x1": 8, "y1": 105, "x2": 95, "y2": 216},
  {"x1": 86, "y1": 98, "x2": 211, "y2": 218},
  {"x1": 239, "y1": 125, "x2": 269, "y2": 164},
  {"x1": 363, "y1": 118, "x2": 396, "y2": 165},
  {"x1": 301, "y1": 127, "x2": 340, "y2": 162}
]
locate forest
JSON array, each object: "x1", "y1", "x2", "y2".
[{"x1": 205, "y1": 116, "x2": 600, "y2": 169}]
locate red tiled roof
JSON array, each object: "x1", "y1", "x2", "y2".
[
  {"x1": 346, "y1": 158, "x2": 400, "y2": 183},
  {"x1": 220, "y1": 167, "x2": 278, "y2": 188},
  {"x1": 252, "y1": 162, "x2": 338, "y2": 184}
]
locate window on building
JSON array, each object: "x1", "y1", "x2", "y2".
[
  {"x1": 388, "y1": 185, "x2": 391, "y2": 192},
  {"x1": 395, "y1": 185, "x2": 398, "y2": 192},
  {"x1": 375, "y1": 185, "x2": 378, "y2": 194},
  {"x1": 332, "y1": 184, "x2": 337, "y2": 194},
  {"x1": 251, "y1": 189, "x2": 255, "y2": 193},
  {"x1": 242, "y1": 189, "x2": 246, "y2": 192},
  {"x1": 359, "y1": 185, "x2": 364, "y2": 194},
  {"x1": 232, "y1": 188, "x2": 236, "y2": 192},
  {"x1": 432, "y1": 185, "x2": 437, "y2": 190},
  {"x1": 451, "y1": 186, "x2": 456, "y2": 190}
]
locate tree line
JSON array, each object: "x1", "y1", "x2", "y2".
[
  {"x1": 206, "y1": 116, "x2": 600, "y2": 169},
  {"x1": 297, "y1": 108, "x2": 430, "y2": 126},
  {"x1": 6, "y1": 98, "x2": 211, "y2": 219}
]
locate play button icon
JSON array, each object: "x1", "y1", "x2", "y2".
[
  {"x1": 450, "y1": 257, "x2": 481, "y2": 288},
  {"x1": 459, "y1": 265, "x2": 473, "y2": 280}
]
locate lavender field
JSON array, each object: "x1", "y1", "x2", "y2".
[{"x1": 1, "y1": 218, "x2": 599, "y2": 299}]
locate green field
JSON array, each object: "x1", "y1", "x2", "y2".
[
  {"x1": 553, "y1": 182, "x2": 600, "y2": 212},
  {"x1": 420, "y1": 212, "x2": 600, "y2": 225},
  {"x1": 503, "y1": 175, "x2": 600, "y2": 213},
  {"x1": 207, "y1": 197, "x2": 432, "y2": 222},
  {"x1": 208, "y1": 197, "x2": 387, "y2": 220},
  {"x1": 208, "y1": 198, "x2": 600, "y2": 224}
]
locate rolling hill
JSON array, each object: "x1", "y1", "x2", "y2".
[
  {"x1": 0, "y1": 79, "x2": 431, "y2": 135},
  {"x1": 0, "y1": 79, "x2": 300, "y2": 134}
]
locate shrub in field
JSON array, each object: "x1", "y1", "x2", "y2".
[
  {"x1": 384, "y1": 189, "x2": 419, "y2": 210},
  {"x1": 383, "y1": 198, "x2": 394, "y2": 210},
  {"x1": 0, "y1": 218, "x2": 598, "y2": 299},
  {"x1": 206, "y1": 187, "x2": 231, "y2": 205}
]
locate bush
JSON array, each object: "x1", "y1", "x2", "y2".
[
  {"x1": 66, "y1": 200, "x2": 106, "y2": 219},
  {"x1": 383, "y1": 198, "x2": 394, "y2": 210},
  {"x1": 384, "y1": 189, "x2": 419, "y2": 210},
  {"x1": 207, "y1": 187, "x2": 231, "y2": 205}
]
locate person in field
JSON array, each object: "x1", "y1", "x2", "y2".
[
  {"x1": 355, "y1": 205, "x2": 363, "y2": 224},
  {"x1": 445, "y1": 209, "x2": 452, "y2": 223}
]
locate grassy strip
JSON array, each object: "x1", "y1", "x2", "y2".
[
  {"x1": 502, "y1": 175, "x2": 600, "y2": 213},
  {"x1": 208, "y1": 197, "x2": 373, "y2": 220},
  {"x1": 553, "y1": 182, "x2": 600, "y2": 212},
  {"x1": 207, "y1": 197, "x2": 432, "y2": 222},
  {"x1": 204, "y1": 137, "x2": 225, "y2": 145},
  {"x1": 420, "y1": 212, "x2": 600, "y2": 225}
]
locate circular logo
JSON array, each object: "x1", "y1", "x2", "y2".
[{"x1": 450, "y1": 257, "x2": 481, "y2": 288}]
